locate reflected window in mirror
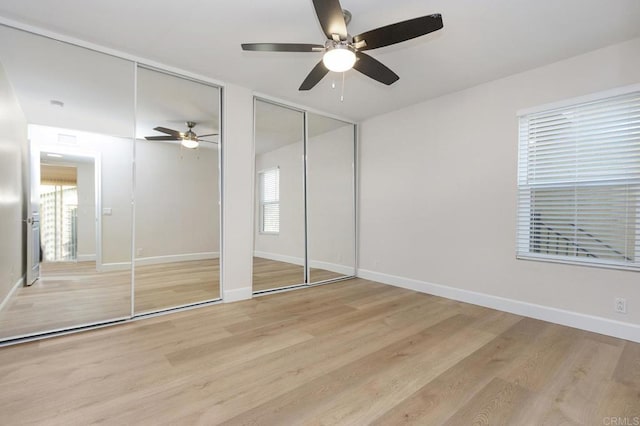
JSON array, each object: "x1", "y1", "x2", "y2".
[
  {"x1": 259, "y1": 167, "x2": 280, "y2": 234},
  {"x1": 253, "y1": 99, "x2": 305, "y2": 292}
]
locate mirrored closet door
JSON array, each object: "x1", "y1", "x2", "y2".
[
  {"x1": 134, "y1": 67, "x2": 221, "y2": 314},
  {"x1": 253, "y1": 99, "x2": 306, "y2": 292},
  {"x1": 252, "y1": 98, "x2": 357, "y2": 294},
  {"x1": 306, "y1": 113, "x2": 356, "y2": 283},
  {"x1": 0, "y1": 25, "x2": 134, "y2": 340}
]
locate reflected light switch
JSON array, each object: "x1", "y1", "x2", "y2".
[{"x1": 102, "y1": 207, "x2": 113, "y2": 216}]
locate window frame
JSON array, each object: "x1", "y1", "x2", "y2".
[
  {"x1": 258, "y1": 167, "x2": 280, "y2": 235},
  {"x1": 516, "y1": 84, "x2": 640, "y2": 271}
]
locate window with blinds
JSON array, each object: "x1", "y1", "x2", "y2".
[
  {"x1": 259, "y1": 167, "x2": 280, "y2": 234},
  {"x1": 517, "y1": 90, "x2": 640, "y2": 270}
]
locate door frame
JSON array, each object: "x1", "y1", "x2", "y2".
[
  {"x1": 25, "y1": 140, "x2": 40, "y2": 285},
  {"x1": 36, "y1": 143, "x2": 102, "y2": 269}
]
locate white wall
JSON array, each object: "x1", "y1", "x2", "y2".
[
  {"x1": 0, "y1": 62, "x2": 27, "y2": 305},
  {"x1": 221, "y1": 84, "x2": 254, "y2": 302},
  {"x1": 358, "y1": 37, "x2": 640, "y2": 340},
  {"x1": 135, "y1": 140, "x2": 219, "y2": 260}
]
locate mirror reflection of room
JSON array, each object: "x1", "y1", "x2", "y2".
[
  {"x1": 306, "y1": 114, "x2": 356, "y2": 283},
  {"x1": 252, "y1": 100, "x2": 357, "y2": 293},
  {"x1": 253, "y1": 100, "x2": 306, "y2": 292},
  {"x1": 134, "y1": 67, "x2": 221, "y2": 314},
  {"x1": 0, "y1": 25, "x2": 134, "y2": 340}
]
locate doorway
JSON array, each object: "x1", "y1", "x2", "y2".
[
  {"x1": 40, "y1": 169, "x2": 78, "y2": 262},
  {"x1": 38, "y1": 149, "x2": 98, "y2": 267}
]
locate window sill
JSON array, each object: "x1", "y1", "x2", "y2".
[{"x1": 516, "y1": 254, "x2": 639, "y2": 272}]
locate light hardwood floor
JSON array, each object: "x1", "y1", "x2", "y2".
[
  {"x1": 0, "y1": 278, "x2": 637, "y2": 425},
  {"x1": 0, "y1": 258, "x2": 346, "y2": 340},
  {"x1": 252, "y1": 257, "x2": 345, "y2": 292}
]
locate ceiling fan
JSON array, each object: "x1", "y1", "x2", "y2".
[
  {"x1": 144, "y1": 121, "x2": 218, "y2": 149},
  {"x1": 241, "y1": 0, "x2": 443, "y2": 90}
]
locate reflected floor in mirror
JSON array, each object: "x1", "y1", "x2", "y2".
[
  {"x1": 0, "y1": 258, "x2": 346, "y2": 341},
  {"x1": 134, "y1": 260, "x2": 220, "y2": 314},
  {"x1": 0, "y1": 260, "x2": 221, "y2": 340},
  {"x1": 252, "y1": 257, "x2": 345, "y2": 293}
]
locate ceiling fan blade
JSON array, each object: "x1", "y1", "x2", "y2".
[
  {"x1": 153, "y1": 126, "x2": 182, "y2": 137},
  {"x1": 145, "y1": 136, "x2": 179, "y2": 141},
  {"x1": 299, "y1": 60, "x2": 330, "y2": 91},
  {"x1": 353, "y1": 52, "x2": 399, "y2": 85},
  {"x1": 242, "y1": 43, "x2": 324, "y2": 52},
  {"x1": 353, "y1": 14, "x2": 443, "y2": 51},
  {"x1": 312, "y1": 0, "x2": 348, "y2": 41},
  {"x1": 196, "y1": 133, "x2": 219, "y2": 138}
]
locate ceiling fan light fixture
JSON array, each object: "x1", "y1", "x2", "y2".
[
  {"x1": 322, "y1": 45, "x2": 356, "y2": 72},
  {"x1": 181, "y1": 138, "x2": 199, "y2": 149}
]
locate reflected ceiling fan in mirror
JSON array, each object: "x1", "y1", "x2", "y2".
[
  {"x1": 144, "y1": 121, "x2": 218, "y2": 149},
  {"x1": 241, "y1": 0, "x2": 443, "y2": 90}
]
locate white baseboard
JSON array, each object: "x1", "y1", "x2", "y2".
[
  {"x1": 223, "y1": 286, "x2": 252, "y2": 303},
  {"x1": 254, "y1": 251, "x2": 304, "y2": 266},
  {"x1": 357, "y1": 269, "x2": 640, "y2": 343},
  {"x1": 99, "y1": 252, "x2": 219, "y2": 271},
  {"x1": 98, "y1": 262, "x2": 131, "y2": 272},
  {"x1": 76, "y1": 254, "x2": 96, "y2": 262},
  {"x1": 0, "y1": 276, "x2": 24, "y2": 313},
  {"x1": 254, "y1": 251, "x2": 354, "y2": 276},
  {"x1": 309, "y1": 260, "x2": 355, "y2": 276},
  {"x1": 135, "y1": 252, "x2": 219, "y2": 266}
]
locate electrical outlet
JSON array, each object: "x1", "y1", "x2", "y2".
[
  {"x1": 615, "y1": 297, "x2": 627, "y2": 314},
  {"x1": 136, "y1": 248, "x2": 143, "y2": 257}
]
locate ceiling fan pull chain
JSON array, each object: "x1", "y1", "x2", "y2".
[{"x1": 340, "y1": 71, "x2": 345, "y2": 102}]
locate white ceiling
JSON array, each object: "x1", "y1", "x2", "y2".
[{"x1": 1, "y1": 0, "x2": 639, "y2": 122}]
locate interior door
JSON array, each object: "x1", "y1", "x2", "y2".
[{"x1": 25, "y1": 141, "x2": 40, "y2": 285}]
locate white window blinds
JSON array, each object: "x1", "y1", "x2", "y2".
[
  {"x1": 260, "y1": 168, "x2": 280, "y2": 233},
  {"x1": 517, "y1": 90, "x2": 640, "y2": 269}
]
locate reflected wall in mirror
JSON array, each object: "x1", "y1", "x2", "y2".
[
  {"x1": 134, "y1": 67, "x2": 221, "y2": 314},
  {"x1": 253, "y1": 100, "x2": 305, "y2": 292},
  {"x1": 0, "y1": 25, "x2": 134, "y2": 340},
  {"x1": 306, "y1": 114, "x2": 356, "y2": 283}
]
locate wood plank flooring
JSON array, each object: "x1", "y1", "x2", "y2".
[
  {"x1": 0, "y1": 258, "x2": 347, "y2": 340},
  {"x1": 0, "y1": 278, "x2": 637, "y2": 425}
]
